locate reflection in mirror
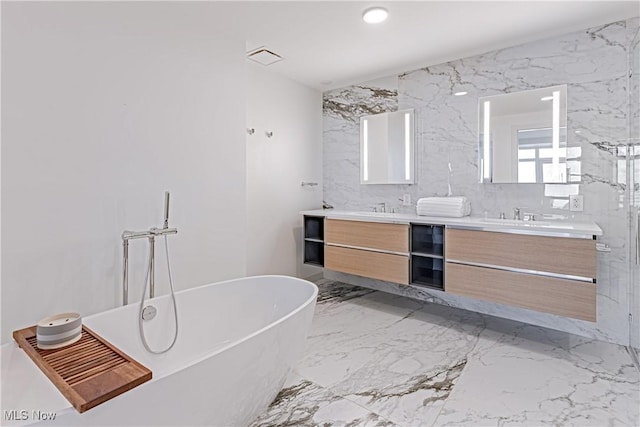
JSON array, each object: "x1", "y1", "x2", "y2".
[
  {"x1": 479, "y1": 85, "x2": 569, "y2": 183},
  {"x1": 360, "y1": 109, "x2": 415, "y2": 184}
]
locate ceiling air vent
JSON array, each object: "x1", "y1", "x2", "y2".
[{"x1": 247, "y1": 47, "x2": 283, "y2": 66}]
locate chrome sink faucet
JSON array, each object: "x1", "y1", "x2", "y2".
[
  {"x1": 513, "y1": 207, "x2": 521, "y2": 220},
  {"x1": 377, "y1": 202, "x2": 386, "y2": 213}
]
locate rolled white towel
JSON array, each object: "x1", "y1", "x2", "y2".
[
  {"x1": 417, "y1": 205, "x2": 467, "y2": 214},
  {"x1": 417, "y1": 196, "x2": 468, "y2": 207},
  {"x1": 417, "y1": 207, "x2": 470, "y2": 217},
  {"x1": 416, "y1": 197, "x2": 471, "y2": 217},
  {"x1": 417, "y1": 208, "x2": 469, "y2": 217},
  {"x1": 417, "y1": 206, "x2": 467, "y2": 215}
]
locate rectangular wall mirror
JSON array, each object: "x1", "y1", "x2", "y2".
[
  {"x1": 360, "y1": 109, "x2": 415, "y2": 184},
  {"x1": 479, "y1": 85, "x2": 568, "y2": 184}
]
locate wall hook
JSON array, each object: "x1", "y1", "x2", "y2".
[
  {"x1": 265, "y1": 131, "x2": 273, "y2": 138},
  {"x1": 247, "y1": 128, "x2": 255, "y2": 135}
]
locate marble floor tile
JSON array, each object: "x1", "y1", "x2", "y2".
[
  {"x1": 314, "y1": 279, "x2": 376, "y2": 306},
  {"x1": 256, "y1": 281, "x2": 640, "y2": 427},
  {"x1": 295, "y1": 288, "x2": 428, "y2": 389},
  {"x1": 250, "y1": 373, "x2": 395, "y2": 427},
  {"x1": 435, "y1": 318, "x2": 640, "y2": 426},
  {"x1": 334, "y1": 357, "x2": 467, "y2": 427},
  {"x1": 323, "y1": 305, "x2": 486, "y2": 426}
]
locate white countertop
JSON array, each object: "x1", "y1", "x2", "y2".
[{"x1": 301, "y1": 209, "x2": 602, "y2": 239}]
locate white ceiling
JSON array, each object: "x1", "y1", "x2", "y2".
[{"x1": 235, "y1": 1, "x2": 639, "y2": 91}]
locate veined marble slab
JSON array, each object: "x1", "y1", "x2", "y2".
[
  {"x1": 251, "y1": 372, "x2": 395, "y2": 427},
  {"x1": 251, "y1": 281, "x2": 639, "y2": 427},
  {"x1": 436, "y1": 316, "x2": 640, "y2": 426}
]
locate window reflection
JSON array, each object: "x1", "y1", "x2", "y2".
[
  {"x1": 617, "y1": 143, "x2": 640, "y2": 208},
  {"x1": 516, "y1": 127, "x2": 568, "y2": 183},
  {"x1": 478, "y1": 85, "x2": 569, "y2": 184}
]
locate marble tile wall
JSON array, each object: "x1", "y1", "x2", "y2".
[
  {"x1": 322, "y1": 18, "x2": 639, "y2": 346},
  {"x1": 632, "y1": 20, "x2": 640, "y2": 143}
]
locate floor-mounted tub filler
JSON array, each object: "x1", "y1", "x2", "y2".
[{"x1": 1, "y1": 275, "x2": 318, "y2": 426}]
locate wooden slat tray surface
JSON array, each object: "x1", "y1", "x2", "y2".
[{"x1": 13, "y1": 325, "x2": 152, "y2": 413}]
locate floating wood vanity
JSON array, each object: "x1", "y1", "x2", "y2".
[
  {"x1": 445, "y1": 229, "x2": 596, "y2": 321},
  {"x1": 302, "y1": 210, "x2": 601, "y2": 322},
  {"x1": 325, "y1": 219, "x2": 409, "y2": 285}
]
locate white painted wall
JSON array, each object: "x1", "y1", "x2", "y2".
[
  {"x1": 1, "y1": 3, "x2": 247, "y2": 343},
  {"x1": 246, "y1": 64, "x2": 323, "y2": 278}
]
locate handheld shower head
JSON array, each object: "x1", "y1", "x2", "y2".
[{"x1": 164, "y1": 191, "x2": 170, "y2": 229}]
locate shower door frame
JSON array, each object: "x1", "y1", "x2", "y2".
[
  {"x1": 627, "y1": 20, "x2": 640, "y2": 363},
  {"x1": 628, "y1": 139, "x2": 639, "y2": 359}
]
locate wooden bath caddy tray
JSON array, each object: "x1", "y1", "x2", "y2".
[{"x1": 13, "y1": 325, "x2": 152, "y2": 413}]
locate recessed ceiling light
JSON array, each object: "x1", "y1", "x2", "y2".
[
  {"x1": 454, "y1": 91, "x2": 468, "y2": 96},
  {"x1": 363, "y1": 7, "x2": 388, "y2": 24},
  {"x1": 541, "y1": 96, "x2": 554, "y2": 101}
]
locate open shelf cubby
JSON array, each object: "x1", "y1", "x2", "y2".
[
  {"x1": 411, "y1": 224, "x2": 444, "y2": 257},
  {"x1": 411, "y1": 255, "x2": 444, "y2": 289},
  {"x1": 410, "y1": 224, "x2": 445, "y2": 290},
  {"x1": 303, "y1": 216, "x2": 325, "y2": 266},
  {"x1": 304, "y1": 216, "x2": 324, "y2": 241}
]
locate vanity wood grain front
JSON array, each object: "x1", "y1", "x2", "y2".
[
  {"x1": 446, "y1": 263, "x2": 596, "y2": 321},
  {"x1": 302, "y1": 211, "x2": 600, "y2": 322},
  {"x1": 325, "y1": 245, "x2": 409, "y2": 285},
  {"x1": 325, "y1": 219, "x2": 409, "y2": 253},
  {"x1": 445, "y1": 229, "x2": 596, "y2": 279}
]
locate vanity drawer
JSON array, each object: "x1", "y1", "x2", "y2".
[
  {"x1": 445, "y1": 229, "x2": 596, "y2": 279},
  {"x1": 325, "y1": 245, "x2": 409, "y2": 285},
  {"x1": 446, "y1": 262, "x2": 596, "y2": 321},
  {"x1": 325, "y1": 219, "x2": 409, "y2": 253}
]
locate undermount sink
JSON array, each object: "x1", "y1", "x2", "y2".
[
  {"x1": 330, "y1": 211, "x2": 402, "y2": 218},
  {"x1": 481, "y1": 218, "x2": 556, "y2": 227},
  {"x1": 350, "y1": 211, "x2": 400, "y2": 217}
]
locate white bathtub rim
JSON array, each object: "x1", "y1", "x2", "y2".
[
  {"x1": 92, "y1": 275, "x2": 318, "y2": 379},
  {"x1": 3, "y1": 275, "x2": 318, "y2": 421}
]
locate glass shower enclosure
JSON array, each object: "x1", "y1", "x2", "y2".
[
  {"x1": 625, "y1": 139, "x2": 639, "y2": 360},
  {"x1": 627, "y1": 21, "x2": 639, "y2": 362}
]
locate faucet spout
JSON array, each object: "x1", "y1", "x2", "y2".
[{"x1": 513, "y1": 207, "x2": 521, "y2": 220}]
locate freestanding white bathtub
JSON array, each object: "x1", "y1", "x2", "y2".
[{"x1": 1, "y1": 275, "x2": 318, "y2": 426}]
